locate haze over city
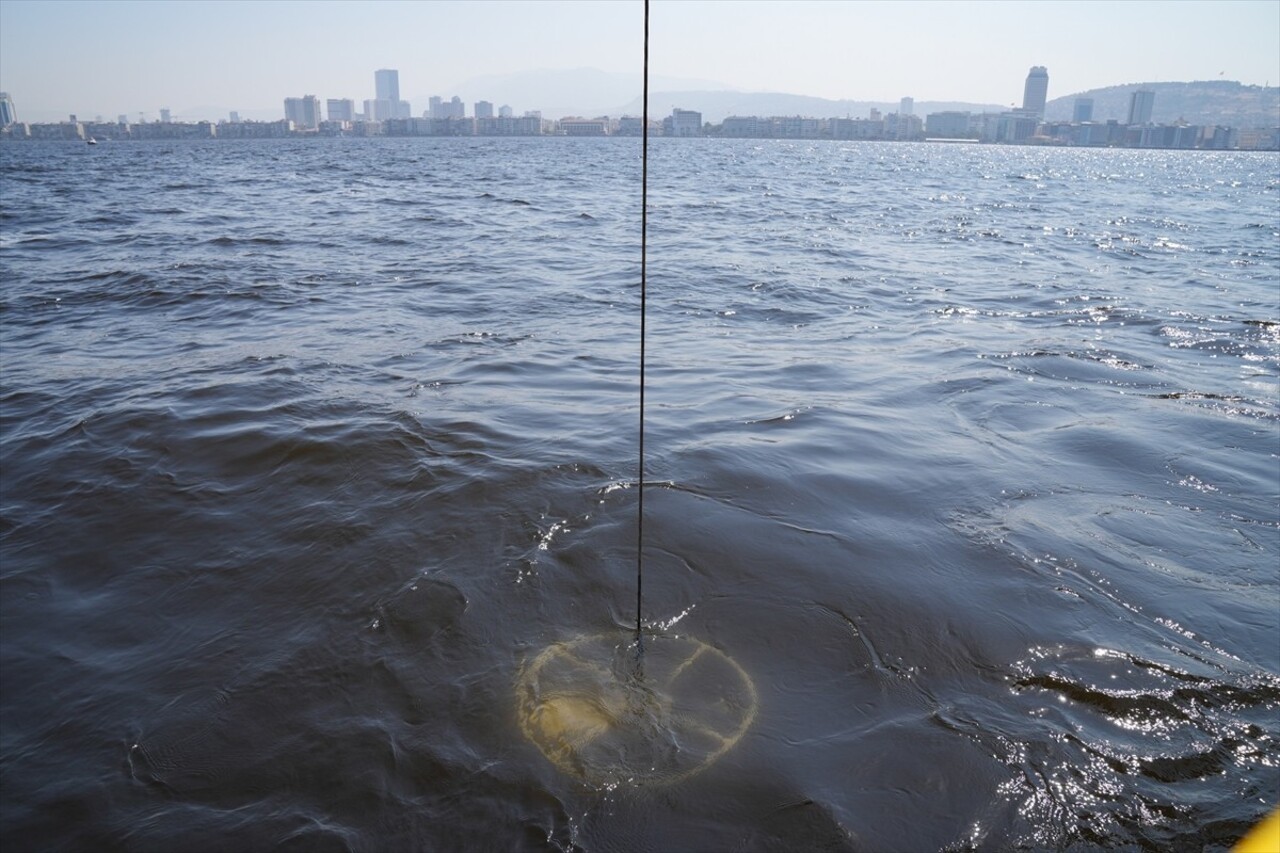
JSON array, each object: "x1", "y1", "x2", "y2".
[{"x1": 1, "y1": 0, "x2": 1277, "y2": 123}]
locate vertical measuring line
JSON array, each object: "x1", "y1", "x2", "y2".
[{"x1": 635, "y1": 0, "x2": 650, "y2": 642}]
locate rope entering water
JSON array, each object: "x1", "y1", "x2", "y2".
[{"x1": 635, "y1": 0, "x2": 650, "y2": 643}]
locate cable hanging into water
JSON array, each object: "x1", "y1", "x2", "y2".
[{"x1": 635, "y1": 0, "x2": 650, "y2": 642}]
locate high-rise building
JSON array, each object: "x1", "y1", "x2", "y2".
[
  {"x1": 160, "y1": 108, "x2": 172, "y2": 123},
  {"x1": 375, "y1": 69, "x2": 399, "y2": 104},
  {"x1": 373, "y1": 69, "x2": 401, "y2": 122},
  {"x1": 499, "y1": 104, "x2": 513, "y2": 118},
  {"x1": 1021, "y1": 66, "x2": 1049, "y2": 119},
  {"x1": 0, "y1": 92, "x2": 17, "y2": 126},
  {"x1": 284, "y1": 95, "x2": 321, "y2": 130},
  {"x1": 475, "y1": 100, "x2": 494, "y2": 120},
  {"x1": 1073, "y1": 98, "x2": 1094, "y2": 122},
  {"x1": 327, "y1": 98, "x2": 355, "y2": 122},
  {"x1": 899, "y1": 96, "x2": 913, "y2": 117},
  {"x1": 429, "y1": 96, "x2": 465, "y2": 119},
  {"x1": 1127, "y1": 89, "x2": 1155, "y2": 125}
]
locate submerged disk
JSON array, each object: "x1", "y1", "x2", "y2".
[{"x1": 517, "y1": 632, "x2": 757, "y2": 786}]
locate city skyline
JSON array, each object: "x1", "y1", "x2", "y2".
[{"x1": 1, "y1": 0, "x2": 1278, "y2": 124}]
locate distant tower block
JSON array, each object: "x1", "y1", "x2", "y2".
[
  {"x1": 375, "y1": 69, "x2": 400, "y2": 122},
  {"x1": 900, "y1": 96, "x2": 914, "y2": 116},
  {"x1": 0, "y1": 91, "x2": 17, "y2": 127},
  {"x1": 1073, "y1": 98, "x2": 1094, "y2": 122},
  {"x1": 1128, "y1": 89, "x2": 1155, "y2": 125},
  {"x1": 1022, "y1": 66, "x2": 1049, "y2": 119}
]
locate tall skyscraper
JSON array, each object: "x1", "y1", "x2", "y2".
[
  {"x1": 1021, "y1": 66, "x2": 1049, "y2": 119},
  {"x1": 327, "y1": 98, "x2": 355, "y2": 122},
  {"x1": 375, "y1": 69, "x2": 399, "y2": 104},
  {"x1": 1073, "y1": 98, "x2": 1094, "y2": 122},
  {"x1": 373, "y1": 69, "x2": 401, "y2": 122},
  {"x1": 899, "y1": 96, "x2": 913, "y2": 117},
  {"x1": 1127, "y1": 89, "x2": 1155, "y2": 125},
  {"x1": 475, "y1": 100, "x2": 494, "y2": 120},
  {"x1": 0, "y1": 92, "x2": 16, "y2": 126},
  {"x1": 160, "y1": 108, "x2": 172, "y2": 123},
  {"x1": 284, "y1": 95, "x2": 321, "y2": 130}
]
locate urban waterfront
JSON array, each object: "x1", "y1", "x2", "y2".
[
  {"x1": 2, "y1": 65, "x2": 1278, "y2": 150},
  {"x1": 1, "y1": 137, "x2": 1277, "y2": 850}
]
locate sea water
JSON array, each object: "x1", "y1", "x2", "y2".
[{"x1": 1, "y1": 137, "x2": 1277, "y2": 851}]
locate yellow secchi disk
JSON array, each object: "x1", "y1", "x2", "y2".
[{"x1": 516, "y1": 632, "x2": 757, "y2": 787}]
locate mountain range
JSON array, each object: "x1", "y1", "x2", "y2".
[
  {"x1": 434, "y1": 69, "x2": 1277, "y2": 129},
  {"x1": 25, "y1": 68, "x2": 1277, "y2": 129},
  {"x1": 431, "y1": 67, "x2": 1005, "y2": 123},
  {"x1": 1044, "y1": 80, "x2": 1279, "y2": 128}
]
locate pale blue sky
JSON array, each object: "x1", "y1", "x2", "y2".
[{"x1": 1, "y1": 0, "x2": 1276, "y2": 121}]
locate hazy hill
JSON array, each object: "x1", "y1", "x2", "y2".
[
  {"x1": 1046, "y1": 81, "x2": 1279, "y2": 128},
  {"x1": 611, "y1": 91, "x2": 1005, "y2": 124},
  {"x1": 428, "y1": 67, "x2": 1005, "y2": 122},
  {"x1": 423, "y1": 67, "x2": 729, "y2": 119}
]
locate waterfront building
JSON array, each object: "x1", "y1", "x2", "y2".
[
  {"x1": 722, "y1": 116, "x2": 771, "y2": 137},
  {"x1": 560, "y1": 117, "x2": 609, "y2": 136},
  {"x1": 426, "y1": 96, "x2": 463, "y2": 119},
  {"x1": 1022, "y1": 66, "x2": 1049, "y2": 119},
  {"x1": 284, "y1": 95, "x2": 321, "y2": 130},
  {"x1": 1073, "y1": 98, "x2": 1094, "y2": 123},
  {"x1": 0, "y1": 92, "x2": 17, "y2": 127},
  {"x1": 213, "y1": 119, "x2": 292, "y2": 139},
  {"x1": 160, "y1": 108, "x2": 171, "y2": 123},
  {"x1": 474, "y1": 114, "x2": 543, "y2": 136},
  {"x1": 830, "y1": 117, "x2": 883, "y2": 140},
  {"x1": 119, "y1": 114, "x2": 130, "y2": 125},
  {"x1": 993, "y1": 112, "x2": 1039, "y2": 143},
  {"x1": 616, "y1": 115, "x2": 646, "y2": 136},
  {"x1": 925, "y1": 110, "x2": 972, "y2": 138},
  {"x1": 668, "y1": 108, "x2": 702, "y2": 137},
  {"x1": 1128, "y1": 89, "x2": 1155, "y2": 125},
  {"x1": 228, "y1": 111, "x2": 240, "y2": 123},
  {"x1": 327, "y1": 99, "x2": 355, "y2": 122},
  {"x1": 475, "y1": 100, "x2": 494, "y2": 120},
  {"x1": 28, "y1": 122, "x2": 85, "y2": 140},
  {"x1": 777, "y1": 115, "x2": 822, "y2": 138},
  {"x1": 900, "y1": 97, "x2": 913, "y2": 117},
  {"x1": 887, "y1": 112, "x2": 923, "y2": 140},
  {"x1": 499, "y1": 104, "x2": 513, "y2": 118},
  {"x1": 1237, "y1": 127, "x2": 1279, "y2": 150}
]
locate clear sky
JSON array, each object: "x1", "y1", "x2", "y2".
[{"x1": 1, "y1": 0, "x2": 1276, "y2": 121}]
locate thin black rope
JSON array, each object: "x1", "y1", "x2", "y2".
[{"x1": 635, "y1": 0, "x2": 650, "y2": 642}]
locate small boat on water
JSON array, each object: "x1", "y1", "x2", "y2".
[{"x1": 86, "y1": 136, "x2": 98, "y2": 145}]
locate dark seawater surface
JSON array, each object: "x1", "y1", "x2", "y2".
[{"x1": 1, "y1": 137, "x2": 1277, "y2": 852}]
